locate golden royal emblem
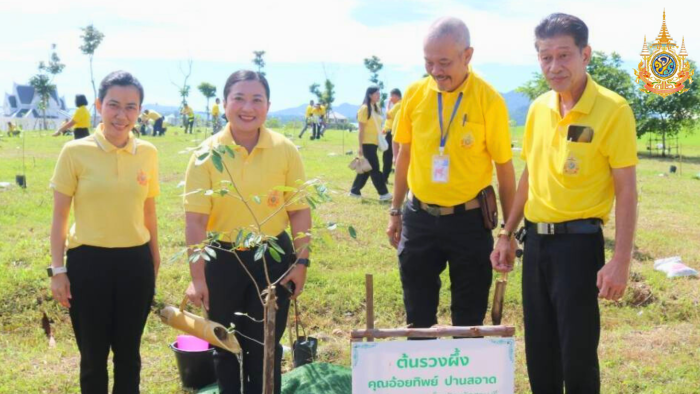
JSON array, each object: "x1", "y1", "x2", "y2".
[
  {"x1": 461, "y1": 132, "x2": 475, "y2": 149},
  {"x1": 634, "y1": 10, "x2": 694, "y2": 97},
  {"x1": 564, "y1": 153, "x2": 579, "y2": 175}
]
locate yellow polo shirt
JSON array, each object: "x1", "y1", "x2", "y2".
[
  {"x1": 72, "y1": 106, "x2": 91, "y2": 129},
  {"x1": 50, "y1": 124, "x2": 160, "y2": 249},
  {"x1": 184, "y1": 125, "x2": 308, "y2": 239},
  {"x1": 305, "y1": 105, "x2": 314, "y2": 119},
  {"x1": 182, "y1": 106, "x2": 195, "y2": 119},
  {"x1": 394, "y1": 71, "x2": 512, "y2": 206},
  {"x1": 522, "y1": 74, "x2": 638, "y2": 224},
  {"x1": 384, "y1": 101, "x2": 401, "y2": 132},
  {"x1": 212, "y1": 104, "x2": 220, "y2": 118},
  {"x1": 146, "y1": 111, "x2": 162, "y2": 122},
  {"x1": 357, "y1": 104, "x2": 382, "y2": 145}
]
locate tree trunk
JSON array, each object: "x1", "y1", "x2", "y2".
[
  {"x1": 662, "y1": 131, "x2": 667, "y2": 158},
  {"x1": 42, "y1": 102, "x2": 47, "y2": 131},
  {"x1": 90, "y1": 56, "x2": 97, "y2": 128},
  {"x1": 262, "y1": 286, "x2": 277, "y2": 394}
]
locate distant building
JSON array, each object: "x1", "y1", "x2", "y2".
[
  {"x1": 2, "y1": 83, "x2": 71, "y2": 130},
  {"x1": 326, "y1": 110, "x2": 348, "y2": 124}
]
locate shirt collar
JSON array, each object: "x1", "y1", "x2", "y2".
[
  {"x1": 427, "y1": 65, "x2": 474, "y2": 94},
  {"x1": 548, "y1": 74, "x2": 597, "y2": 115},
  {"x1": 217, "y1": 123, "x2": 273, "y2": 149},
  {"x1": 94, "y1": 124, "x2": 137, "y2": 154}
]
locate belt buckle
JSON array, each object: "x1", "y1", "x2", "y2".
[
  {"x1": 424, "y1": 204, "x2": 441, "y2": 216},
  {"x1": 537, "y1": 222, "x2": 555, "y2": 235}
]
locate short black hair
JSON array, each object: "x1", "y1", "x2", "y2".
[
  {"x1": 390, "y1": 88, "x2": 402, "y2": 98},
  {"x1": 75, "y1": 94, "x2": 88, "y2": 107},
  {"x1": 534, "y1": 13, "x2": 588, "y2": 51},
  {"x1": 98, "y1": 71, "x2": 144, "y2": 105},
  {"x1": 223, "y1": 70, "x2": 270, "y2": 102}
]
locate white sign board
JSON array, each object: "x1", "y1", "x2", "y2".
[{"x1": 352, "y1": 338, "x2": 514, "y2": 394}]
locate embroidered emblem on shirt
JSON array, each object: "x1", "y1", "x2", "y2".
[
  {"x1": 267, "y1": 190, "x2": 282, "y2": 208},
  {"x1": 461, "y1": 132, "x2": 475, "y2": 149},
  {"x1": 137, "y1": 170, "x2": 148, "y2": 186},
  {"x1": 564, "y1": 153, "x2": 580, "y2": 175}
]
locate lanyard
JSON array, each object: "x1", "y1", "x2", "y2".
[{"x1": 437, "y1": 92, "x2": 463, "y2": 156}]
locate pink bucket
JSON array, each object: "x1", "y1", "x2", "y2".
[{"x1": 176, "y1": 335, "x2": 210, "y2": 352}]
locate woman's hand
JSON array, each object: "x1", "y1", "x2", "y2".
[
  {"x1": 186, "y1": 279, "x2": 210, "y2": 311},
  {"x1": 51, "y1": 274, "x2": 71, "y2": 308},
  {"x1": 280, "y1": 264, "x2": 307, "y2": 300}
]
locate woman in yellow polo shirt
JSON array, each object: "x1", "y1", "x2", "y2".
[
  {"x1": 49, "y1": 71, "x2": 160, "y2": 393},
  {"x1": 349, "y1": 86, "x2": 391, "y2": 200},
  {"x1": 184, "y1": 70, "x2": 311, "y2": 394},
  {"x1": 53, "y1": 94, "x2": 92, "y2": 139}
]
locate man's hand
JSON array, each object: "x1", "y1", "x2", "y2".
[
  {"x1": 490, "y1": 236, "x2": 515, "y2": 273},
  {"x1": 597, "y1": 255, "x2": 630, "y2": 301},
  {"x1": 386, "y1": 215, "x2": 402, "y2": 249},
  {"x1": 50, "y1": 274, "x2": 71, "y2": 308}
]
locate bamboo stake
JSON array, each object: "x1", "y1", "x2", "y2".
[
  {"x1": 262, "y1": 286, "x2": 277, "y2": 394},
  {"x1": 366, "y1": 274, "x2": 374, "y2": 342},
  {"x1": 351, "y1": 325, "x2": 515, "y2": 340}
]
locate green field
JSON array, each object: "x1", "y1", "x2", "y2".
[{"x1": 1, "y1": 125, "x2": 699, "y2": 393}]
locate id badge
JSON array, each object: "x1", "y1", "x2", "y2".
[{"x1": 431, "y1": 154, "x2": 450, "y2": 183}]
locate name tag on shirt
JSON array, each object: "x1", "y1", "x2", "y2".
[{"x1": 432, "y1": 155, "x2": 450, "y2": 183}]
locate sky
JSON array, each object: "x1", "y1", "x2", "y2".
[{"x1": 1, "y1": 0, "x2": 699, "y2": 113}]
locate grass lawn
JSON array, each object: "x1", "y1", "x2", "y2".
[{"x1": 0, "y1": 125, "x2": 699, "y2": 393}]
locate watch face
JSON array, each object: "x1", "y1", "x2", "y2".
[{"x1": 47, "y1": 267, "x2": 53, "y2": 277}]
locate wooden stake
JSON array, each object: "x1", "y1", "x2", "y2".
[
  {"x1": 262, "y1": 286, "x2": 277, "y2": 394},
  {"x1": 365, "y1": 274, "x2": 374, "y2": 342},
  {"x1": 351, "y1": 325, "x2": 515, "y2": 340}
]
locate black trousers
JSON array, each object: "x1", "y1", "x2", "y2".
[
  {"x1": 153, "y1": 118, "x2": 164, "y2": 136},
  {"x1": 185, "y1": 118, "x2": 194, "y2": 134},
  {"x1": 382, "y1": 131, "x2": 393, "y2": 183},
  {"x1": 74, "y1": 127, "x2": 90, "y2": 139},
  {"x1": 398, "y1": 203, "x2": 493, "y2": 329},
  {"x1": 206, "y1": 232, "x2": 294, "y2": 394},
  {"x1": 523, "y1": 227, "x2": 604, "y2": 394},
  {"x1": 66, "y1": 243, "x2": 155, "y2": 394},
  {"x1": 311, "y1": 123, "x2": 321, "y2": 139},
  {"x1": 351, "y1": 144, "x2": 388, "y2": 196},
  {"x1": 298, "y1": 120, "x2": 311, "y2": 138}
]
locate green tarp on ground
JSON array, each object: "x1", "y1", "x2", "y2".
[{"x1": 197, "y1": 363, "x2": 351, "y2": 394}]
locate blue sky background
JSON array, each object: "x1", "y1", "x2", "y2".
[{"x1": 1, "y1": 0, "x2": 697, "y2": 112}]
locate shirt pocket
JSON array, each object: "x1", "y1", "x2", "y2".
[
  {"x1": 558, "y1": 141, "x2": 594, "y2": 179},
  {"x1": 452, "y1": 122, "x2": 485, "y2": 154}
]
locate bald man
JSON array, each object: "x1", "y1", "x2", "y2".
[{"x1": 387, "y1": 17, "x2": 516, "y2": 331}]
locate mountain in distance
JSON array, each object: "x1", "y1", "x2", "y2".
[{"x1": 270, "y1": 91, "x2": 531, "y2": 125}]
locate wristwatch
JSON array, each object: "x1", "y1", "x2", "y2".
[
  {"x1": 296, "y1": 258, "x2": 310, "y2": 268},
  {"x1": 497, "y1": 229, "x2": 515, "y2": 240},
  {"x1": 389, "y1": 207, "x2": 402, "y2": 216},
  {"x1": 47, "y1": 266, "x2": 68, "y2": 277}
]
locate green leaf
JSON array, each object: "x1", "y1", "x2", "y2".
[
  {"x1": 252, "y1": 195, "x2": 261, "y2": 204},
  {"x1": 254, "y1": 244, "x2": 268, "y2": 261},
  {"x1": 269, "y1": 247, "x2": 281, "y2": 263},
  {"x1": 204, "y1": 189, "x2": 214, "y2": 196},
  {"x1": 268, "y1": 239, "x2": 285, "y2": 255},
  {"x1": 168, "y1": 248, "x2": 187, "y2": 264},
  {"x1": 195, "y1": 152, "x2": 210, "y2": 166},
  {"x1": 235, "y1": 230, "x2": 245, "y2": 247},
  {"x1": 211, "y1": 152, "x2": 224, "y2": 172},
  {"x1": 305, "y1": 196, "x2": 317, "y2": 209},
  {"x1": 201, "y1": 252, "x2": 211, "y2": 262},
  {"x1": 216, "y1": 145, "x2": 227, "y2": 155},
  {"x1": 348, "y1": 226, "x2": 357, "y2": 239},
  {"x1": 225, "y1": 145, "x2": 236, "y2": 158},
  {"x1": 204, "y1": 247, "x2": 217, "y2": 258},
  {"x1": 273, "y1": 185, "x2": 297, "y2": 192}
]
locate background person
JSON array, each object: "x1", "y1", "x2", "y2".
[
  {"x1": 143, "y1": 109, "x2": 165, "y2": 136},
  {"x1": 298, "y1": 100, "x2": 314, "y2": 139},
  {"x1": 181, "y1": 103, "x2": 195, "y2": 134},
  {"x1": 382, "y1": 88, "x2": 402, "y2": 184},
  {"x1": 184, "y1": 70, "x2": 311, "y2": 394},
  {"x1": 49, "y1": 71, "x2": 160, "y2": 393},
  {"x1": 53, "y1": 94, "x2": 91, "y2": 139},
  {"x1": 349, "y1": 86, "x2": 392, "y2": 201}
]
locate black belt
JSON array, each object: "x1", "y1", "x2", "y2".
[{"x1": 526, "y1": 219, "x2": 602, "y2": 235}]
